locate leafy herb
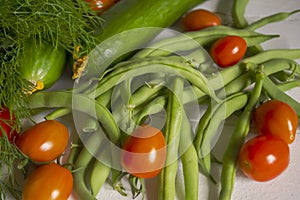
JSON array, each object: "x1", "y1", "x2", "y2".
[{"x1": 0, "y1": 1, "x2": 102, "y2": 198}]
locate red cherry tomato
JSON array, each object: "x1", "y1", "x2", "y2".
[
  {"x1": 253, "y1": 100, "x2": 298, "y2": 144},
  {"x1": 16, "y1": 120, "x2": 69, "y2": 162},
  {"x1": 210, "y1": 35, "x2": 247, "y2": 68},
  {"x1": 239, "y1": 135, "x2": 290, "y2": 182},
  {"x1": 85, "y1": 0, "x2": 115, "y2": 12},
  {"x1": 22, "y1": 163, "x2": 73, "y2": 200},
  {"x1": 0, "y1": 107, "x2": 18, "y2": 142},
  {"x1": 182, "y1": 9, "x2": 221, "y2": 31},
  {"x1": 121, "y1": 125, "x2": 167, "y2": 178}
]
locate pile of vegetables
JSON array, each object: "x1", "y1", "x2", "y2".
[{"x1": 1, "y1": 0, "x2": 300, "y2": 199}]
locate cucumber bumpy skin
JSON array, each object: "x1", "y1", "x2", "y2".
[{"x1": 19, "y1": 38, "x2": 67, "y2": 93}]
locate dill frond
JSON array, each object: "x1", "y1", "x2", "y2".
[
  {"x1": 0, "y1": 1, "x2": 102, "y2": 198},
  {"x1": 0, "y1": 0, "x2": 101, "y2": 53}
]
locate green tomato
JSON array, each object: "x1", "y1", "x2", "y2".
[{"x1": 19, "y1": 38, "x2": 67, "y2": 93}]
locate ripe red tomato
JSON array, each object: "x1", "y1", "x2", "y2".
[
  {"x1": 16, "y1": 120, "x2": 69, "y2": 162},
  {"x1": 239, "y1": 135, "x2": 290, "y2": 182},
  {"x1": 85, "y1": 0, "x2": 115, "y2": 12},
  {"x1": 182, "y1": 9, "x2": 221, "y2": 31},
  {"x1": 0, "y1": 107, "x2": 18, "y2": 142},
  {"x1": 22, "y1": 163, "x2": 73, "y2": 200},
  {"x1": 253, "y1": 100, "x2": 298, "y2": 144},
  {"x1": 121, "y1": 125, "x2": 167, "y2": 178},
  {"x1": 210, "y1": 35, "x2": 247, "y2": 68}
]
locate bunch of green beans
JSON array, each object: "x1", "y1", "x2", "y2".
[{"x1": 25, "y1": 2, "x2": 300, "y2": 200}]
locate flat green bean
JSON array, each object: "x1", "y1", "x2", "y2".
[
  {"x1": 248, "y1": 9, "x2": 300, "y2": 31},
  {"x1": 219, "y1": 59, "x2": 300, "y2": 97},
  {"x1": 180, "y1": 112, "x2": 199, "y2": 200},
  {"x1": 133, "y1": 25, "x2": 275, "y2": 58},
  {"x1": 276, "y1": 79, "x2": 300, "y2": 91},
  {"x1": 45, "y1": 108, "x2": 71, "y2": 120},
  {"x1": 27, "y1": 91, "x2": 120, "y2": 144},
  {"x1": 159, "y1": 77, "x2": 184, "y2": 200},
  {"x1": 90, "y1": 146, "x2": 111, "y2": 197},
  {"x1": 263, "y1": 75, "x2": 300, "y2": 117},
  {"x1": 219, "y1": 68, "x2": 264, "y2": 200},
  {"x1": 195, "y1": 92, "x2": 249, "y2": 182},
  {"x1": 95, "y1": 56, "x2": 220, "y2": 102},
  {"x1": 73, "y1": 131, "x2": 105, "y2": 200},
  {"x1": 231, "y1": 0, "x2": 249, "y2": 28}
]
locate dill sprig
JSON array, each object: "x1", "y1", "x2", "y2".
[
  {"x1": 0, "y1": 138, "x2": 23, "y2": 200},
  {"x1": 0, "y1": 1, "x2": 102, "y2": 198},
  {"x1": 0, "y1": 0, "x2": 101, "y2": 53}
]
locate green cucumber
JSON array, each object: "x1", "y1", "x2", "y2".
[
  {"x1": 19, "y1": 38, "x2": 67, "y2": 93},
  {"x1": 81, "y1": 0, "x2": 206, "y2": 79},
  {"x1": 95, "y1": 0, "x2": 205, "y2": 40}
]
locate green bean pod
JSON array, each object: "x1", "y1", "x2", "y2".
[
  {"x1": 134, "y1": 25, "x2": 278, "y2": 58},
  {"x1": 231, "y1": 0, "x2": 249, "y2": 28},
  {"x1": 27, "y1": 91, "x2": 120, "y2": 144},
  {"x1": 73, "y1": 132, "x2": 105, "y2": 200},
  {"x1": 248, "y1": 9, "x2": 300, "y2": 31},
  {"x1": 95, "y1": 56, "x2": 220, "y2": 102},
  {"x1": 159, "y1": 77, "x2": 184, "y2": 200},
  {"x1": 219, "y1": 68, "x2": 265, "y2": 200},
  {"x1": 263, "y1": 75, "x2": 300, "y2": 117},
  {"x1": 180, "y1": 112, "x2": 199, "y2": 200},
  {"x1": 89, "y1": 146, "x2": 112, "y2": 197},
  {"x1": 195, "y1": 92, "x2": 249, "y2": 181},
  {"x1": 45, "y1": 108, "x2": 71, "y2": 120}
]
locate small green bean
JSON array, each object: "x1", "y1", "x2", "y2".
[
  {"x1": 231, "y1": 0, "x2": 249, "y2": 28},
  {"x1": 27, "y1": 91, "x2": 120, "y2": 144},
  {"x1": 73, "y1": 131, "x2": 105, "y2": 200},
  {"x1": 219, "y1": 59, "x2": 300, "y2": 98},
  {"x1": 90, "y1": 146, "x2": 111, "y2": 196},
  {"x1": 159, "y1": 77, "x2": 184, "y2": 200},
  {"x1": 95, "y1": 56, "x2": 220, "y2": 102},
  {"x1": 45, "y1": 108, "x2": 71, "y2": 120},
  {"x1": 248, "y1": 9, "x2": 300, "y2": 31},
  {"x1": 219, "y1": 67, "x2": 264, "y2": 200},
  {"x1": 263, "y1": 75, "x2": 300, "y2": 117},
  {"x1": 195, "y1": 92, "x2": 249, "y2": 182},
  {"x1": 276, "y1": 79, "x2": 300, "y2": 91},
  {"x1": 133, "y1": 25, "x2": 275, "y2": 58},
  {"x1": 180, "y1": 112, "x2": 199, "y2": 200}
]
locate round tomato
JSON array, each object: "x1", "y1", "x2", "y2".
[
  {"x1": 210, "y1": 35, "x2": 247, "y2": 68},
  {"x1": 16, "y1": 120, "x2": 69, "y2": 162},
  {"x1": 121, "y1": 125, "x2": 167, "y2": 178},
  {"x1": 22, "y1": 163, "x2": 73, "y2": 200},
  {"x1": 182, "y1": 9, "x2": 221, "y2": 31},
  {"x1": 0, "y1": 107, "x2": 18, "y2": 142},
  {"x1": 253, "y1": 100, "x2": 298, "y2": 144},
  {"x1": 85, "y1": 0, "x2": 116, "y2": 12},
  {"x1": 239, "y1": 135, "x2": 290, "y2": 182}
]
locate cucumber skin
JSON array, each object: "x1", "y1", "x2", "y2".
[
  {"x1": 85, "y1": 0, "x2": 205, "y2": 78},
  {"x1": 95, "y1": 0, "x2": 206, "y2": 41},
  {"x1": 19, "y1": 39, "x2": 67, "y2": 89}
]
